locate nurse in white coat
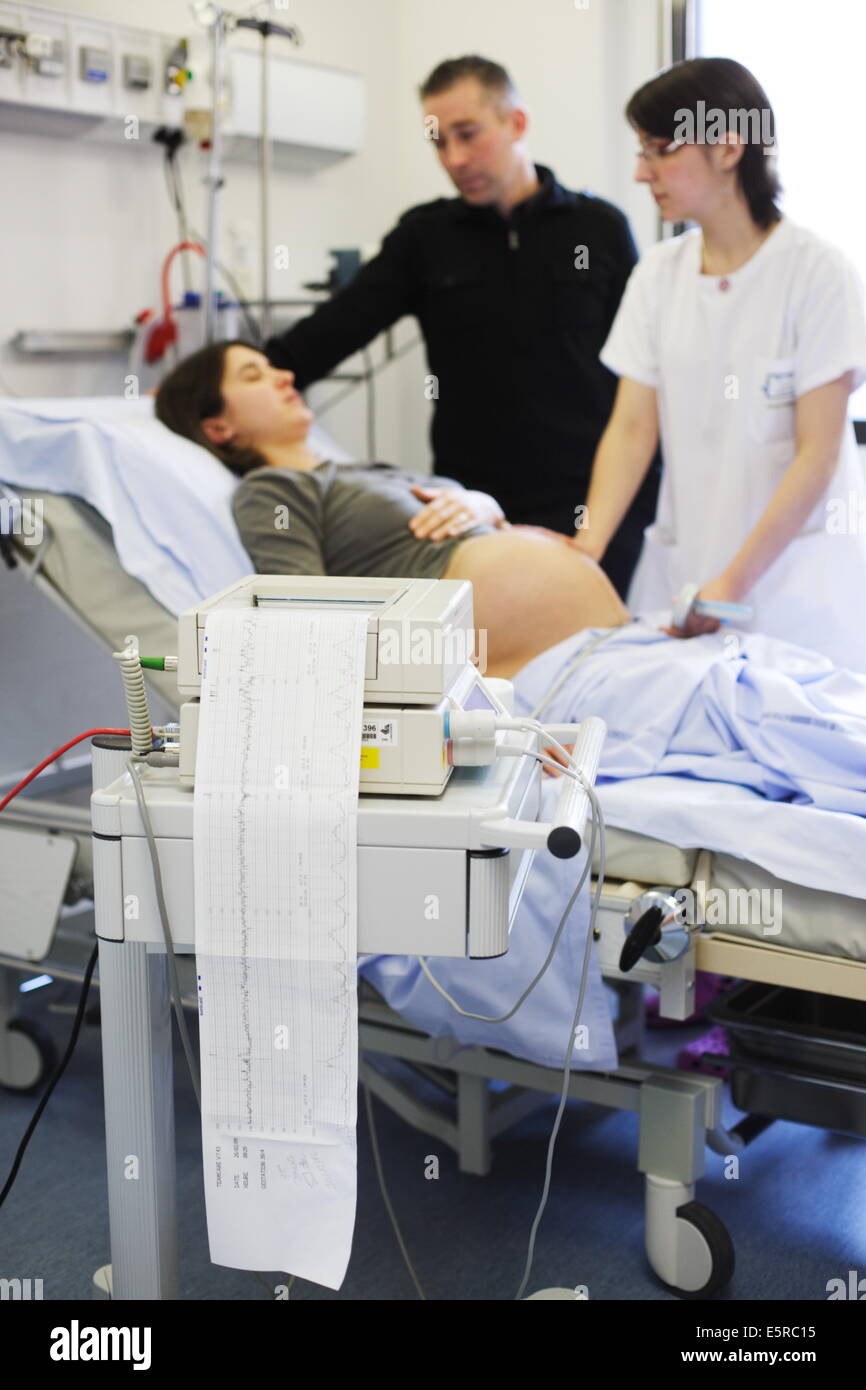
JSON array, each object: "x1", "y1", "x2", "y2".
[{"x1": 573, "y1": 57, "x2": 866, "y2": 670}]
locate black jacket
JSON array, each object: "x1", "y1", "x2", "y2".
[{"x1": 266, "y1": 166, "x2": 659, "y2": 594}]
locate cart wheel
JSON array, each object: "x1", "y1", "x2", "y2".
[
  {"x1": 660, "y1": 1200, "x2": 735, "y2": 1300},
  {"x1": 0, "y1": 1017, "x2": 57, "y2": 1094}
]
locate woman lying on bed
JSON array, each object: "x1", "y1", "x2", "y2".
[
  {"x1": 156, "y1": 340, "x2": 866, "y2": 802},
  {"x1": 155, "y1": 340, "x2": 629, "y2": 679}
]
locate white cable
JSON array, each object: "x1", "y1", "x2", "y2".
[
  {"x1": 421, "y1": 728, "x2": 610, "y2": 1299},
  {"x1": 362, "y1": 1082, "x2": 427, "y2": 1299},
  {"x1": 515, "y1": 782, "x2": 606, "y2": 1300},
  {"x1": 497, "y1": 717, "x2": 575, "y2": 770},
  {"x1": 417, "y1": 752, "x2": 596, "y2": 1024},
  {"x1": 529, "y1": 627, "x2": 621, "y2": 723},
  {"x1": 451, "y1": 711, "x2": 584, "y2": 776}
]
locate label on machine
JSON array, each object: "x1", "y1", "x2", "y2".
[{"x1": 361, "y1": 716, "x2": 398, "y2": 746}]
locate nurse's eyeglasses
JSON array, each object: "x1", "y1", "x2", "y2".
[{"x1": 635, "y1": 138, "x2": 684, "y2": 163}]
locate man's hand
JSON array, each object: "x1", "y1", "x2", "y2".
[{"x1": 409, "y1": 484, "x2": 505, "y2": 540}]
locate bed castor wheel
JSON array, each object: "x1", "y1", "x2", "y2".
[
  {"x1": 0, "y1": 1016, "x2": 57, "y2": 1093},
  {"x1": 658, "y1": 1200, "x2": 735, "y2": 1299},
  {"x1": 645, "y1": 1175, "x2": 734, "y2": 1298}
]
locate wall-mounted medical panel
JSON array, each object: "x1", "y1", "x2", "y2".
[
  {"x1": 4, "y1": 4, "x2": 68, "y2": 110},
  {"x1": 0, "y1": 5, "x2": 26, "y2": 108},
  {"x1": 0, "y1": 5, "x2": 190, "y2": 135},
  {"x1": 0, "y1": 4, "x2": 363, "y2": 169},
  {"x1": 68, "y1": 17, "x2": 114, "y2": 116},
  {"x1": 106, "y1": 28, "x2": 191, "y2": 132}
]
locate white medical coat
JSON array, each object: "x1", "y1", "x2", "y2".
[{"x1": 600, "y1": 217, "x2": 866, "y2": 669}]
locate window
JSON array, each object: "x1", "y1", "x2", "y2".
[{"x1": 695, "y1": 0, "x2": 866, "y2": 425}]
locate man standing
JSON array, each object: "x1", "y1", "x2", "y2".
[{"x1": 265, "y1": 55, "x2": 658, "y2": 596}]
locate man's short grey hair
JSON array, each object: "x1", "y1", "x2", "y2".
[{"x1": 419, "y1": 56, "x2": 520, "y2": 113}]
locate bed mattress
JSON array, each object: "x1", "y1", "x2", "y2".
[{"x1": 597, "y1": 826, "x2": 866, "y2": 963}]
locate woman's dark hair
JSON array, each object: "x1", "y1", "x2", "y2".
[
  {"x1": 626, "y1": 57, "x2": 782, "y2": 229},
  {"x1": 154, "y1": 339, "x2": 267, "y2": 478}
]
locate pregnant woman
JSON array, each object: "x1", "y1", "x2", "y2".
[{"x1": 155, "y1": 340, "x2": 629, "y2": 677}]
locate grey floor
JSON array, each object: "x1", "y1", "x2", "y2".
[{"x1": 1, "y1": 971, "x2": 865, "y2": 1302}]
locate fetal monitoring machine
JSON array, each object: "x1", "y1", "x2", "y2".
[{"x1": 88, "y1": 576, "x2": 605, "y2": 1298}]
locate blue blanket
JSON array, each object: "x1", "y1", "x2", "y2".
[{"x1": 515, "y1": 621, "x2": 866, "y2": 899}]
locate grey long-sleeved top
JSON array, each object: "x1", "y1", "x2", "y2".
[{"x1": 231, "y1": 460, "x2": 495, "y2": 579}]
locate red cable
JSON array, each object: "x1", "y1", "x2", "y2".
[
  {"x1": 0, "y1": 729, "x2": 133, "y2": 813},
  {"x1": 144, "y1": 240, "x2": 206, "y2": 364},
  {"x1": 160, "y1": 239, "x2": 205, "y2": 324}
]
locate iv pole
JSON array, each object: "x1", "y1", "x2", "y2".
[
  {"x1": 193, "y1": 3, "x2": 302, "y2": 344},
  {"x1": 203, "y1": 9, "x2": 229, "y2": 343},
  {"x1": 235, "y1": 18, "x2": 303, "y2": 343}
]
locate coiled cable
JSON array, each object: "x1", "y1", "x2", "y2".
[{"x1": 112, "y1": 635, "x2": 153, "y2": 756}]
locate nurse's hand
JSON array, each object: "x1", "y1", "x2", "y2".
[
  {"x1": 409, "y1": 485, "x2": 505, "y2": 540},
  {"x1": 541, "y1": 744, "x2": 575, "y2": 777},
  {"x1": 663, "y1": 576, "x2": 734, "y2": 639}
]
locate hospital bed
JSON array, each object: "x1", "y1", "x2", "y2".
[{"x1": 2, "y1": 397, "x2": 865, "y2": 1300}]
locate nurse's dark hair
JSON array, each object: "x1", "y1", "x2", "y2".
[
  {"x1": 419, "y1": 56, "x2": 519, "y2": 112},
  {"x1": 626, "y1": 57, "x2": 782, "y2": 229},
  {"x1": 154, "y1": 339, "x2": 266, "y2": 478}
]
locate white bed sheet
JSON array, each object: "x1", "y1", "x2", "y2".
[{"x1": 595, "y1": 774, "x2": 866, "y2": 901}]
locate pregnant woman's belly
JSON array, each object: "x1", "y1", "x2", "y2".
[{"x1": 442, "y1": 530, "x2": 630, "y2": 678}]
